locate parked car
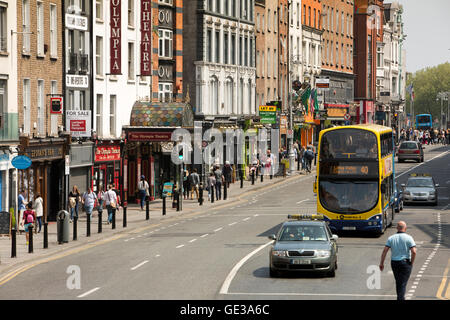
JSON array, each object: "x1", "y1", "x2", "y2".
[
  {"x1": 393, "y1": 183, "x2": 404, "y2": 213},
  {"x1": 397, "y1": 141, "x2": 424, "y2": 163}
]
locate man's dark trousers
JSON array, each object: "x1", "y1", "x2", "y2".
[
  {"x1": 391, "y1": 260, "x2": 412, "y2": 300},
  {"x1": 215, "y1": 181, "x2": 222, "y2": 200}
]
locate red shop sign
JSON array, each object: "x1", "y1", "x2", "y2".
[
  {"x1": 128, "y1": 132, "x2": 173, "y2": 142},
  {"x1": 140, "y1": 0, "x2": 152, "y2": 76},
  {"x1": 95, "y1": 146, "x2": 121, "y2": 162}
]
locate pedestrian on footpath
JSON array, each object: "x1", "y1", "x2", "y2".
[
  {"x1": 82, "y1": 187, "x2": 97, "y2": 219},
  {"x1": 33, "y1": 194, "x2": 44, "y2": 233},
  {"x1": 69, "y1": 186, "x2": 81, "y2": 222},
  {"x1": 21, "y1": 202, "x2": 36, "y2": 246},
  {"x1": 18, "y1": 190, "x2": 27, "y2": 233},
  {"x1": 223, "y1": 161, "x2": 233, "y2": 188},
  {"x1": 183, "y1": 169, "x2": 190, "y2": 200},
  {"x1": 379, "y1": 221, "x2": 417, "y2": 300},
  {"x1": 137, "y1": 176, "x2": 149, "y2": 211},
  {"x1": 214, "y1": 165, "x2": 223, "y2": 201},
  {"x1": 207, "y1": 172, "x2": 216, "y2": 201},
  {"x1": 189, "y1": 169, "x2": 200, "y2": 200},
  {"x1": 103, "y1": 184, "x2": 118, "y2": 224}
]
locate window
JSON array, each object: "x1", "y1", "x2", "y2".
[
  {"x1": 225, "y1": 77, "x2": 234, "y2": 113},
  {"x1": 215, "y1": 30, "x2": 220, "y2": 63},
  {"x1": 0, "y1": 4, "x2": 7, "y2": 52},
  {"x1": 96, "y1": 0, "x2": 103, "y2": 20},
  {"x1": 314, "y1": 8, "x2": 316, "y2": 28},
  {"x1": 22, "y1": 0, "x2": 30, "y2": 53},
  {"x1": 23, "y1": 79, "x2": 31, "y2": 134},
  {"x1": 267, "y1": 48, "x2": 270, "y2": 77},
  {"x1": 128, "y1": 42, "x2": 135, "y2": 80},
  {"x1": 224, "y1": 33, "x2": 229, "y2": 64},
  {"x1": 128, "y1": 0, "x2": 134, "y2": 27},
  {"x1": 159, "y1": 83, "x2": 173, "y2": 102},
  {"x1": 303, "y1": 5, "x2": 306, "y2": 25},
  {"x1": 250, "y1": 37, "x2": 254, "y2": 67},
  {"x1": 37, "y1": 80, "x2": 44, "y2": 135},
  {"x1": 210, "y1": 77, "x2": 219, "y2": 114},
  {"x1": 96, "y1": 94, "x2": 103, "y2": 136},
  {"x1": 50, "y1": 4, "x2": 57, "y2": 57},
  {"x1": 244, "y1": 36, "x2": 248, "y2": 66},
  {"x1": 159, "y1": 0, "x2": 173, "y2": 5},
  {"x1": 267, "y1": 9, "x2": 270, "y2": 31},
  {"x1": 37, "y1": 1, "x2": 44, "y2": 56},
  {"x1": 239, "y1": 35, "x2": 243, "y2": 65},
  {"x1": 296, "y1": 3, "x2": 299, "y2": 27},
  {"x1": 110, "y1": 95, "x2": 116, "y2": 137},
  {"x1": 0, "y1": 80, "x2": 6, "y2": 130},
  {"x1": 216, "y1": 0, "x2": 220, "y2": 14},
  {"x1": 158, "y1": 29, "x2": 173, "y2": 58},
  {"x1": 231, "y1": 33, "x2": 236, "y2": 65},
  {"x1": 206, "y1": 29, "x2": 212, "y2": 62},
  {"x1": 96, "y1": 36, "x2": 103, "y2": 76},
  {"x1": 308, "y1": 6, "x2": 311, "y2": 26}
]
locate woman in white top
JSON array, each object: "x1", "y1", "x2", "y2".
[{"x1": 33, "y1": 194, "x2": 44, "y2": 233}]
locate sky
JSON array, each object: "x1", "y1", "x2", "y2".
[{"x1": 396, "y1": 0, "x2": 450, "y2": 74}]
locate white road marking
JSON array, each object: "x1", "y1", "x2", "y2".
[
  {"x1": 189, "y1": 239, "x2": 197, "y2": 243},
  {"x1": 214, "y1": 227, "x2": 223, "y2": 232},
  {"x1": 176, "y1": 244, "x2": 185, "y2": 249},
  {"x1": 242, "y1": 217, "x2": 251, "y2": 221},
  {"x1": 228, "y1": 222, "x2": 237, "y2": 226},
  {"x1": 77, "y1": 287, "x2": 100, "y2": 298},
  {"x1": 220, "y1": 241, "x2": 274, "y2": 295},
  {"x1": 131, "y1": 260, "x2": 149, "y2": 271},
  {"x1": 296, "y1": 198, "x2": 310, "y2": 204},
  {"x1": 200, "y1": 234, "x2": 209, "y2": 238}
]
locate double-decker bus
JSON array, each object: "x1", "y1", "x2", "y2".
[
  {"x1": 416, "y1": 114, "x2": 433, "y2": 130},
  {"x1": 314, "y1": 124, "x2": 395, "y2": 234}
]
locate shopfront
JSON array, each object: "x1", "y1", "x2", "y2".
[
  {"x1": 18, "y1": 137, "x2": 68, "y2": 221},
  {"x1": 92, "y1": 142, "x2": 121, "y2": 194},
  {"x1": 123, "y1": 101, "x2": 194, "y2": 204}
]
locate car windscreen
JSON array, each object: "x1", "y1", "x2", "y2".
[
  {"x1": 407, "y1": 178, "x2": 434, "y2": 188},
  {"x1": 399, "y1": 142, "x2": 418, "y2": 150},
  {"x1": 321, "y1": 129, "x2": 378, "y2": 159},
  {"x1": 278, "y1": 225, "x2": 328, "y2": 241},
  {"x1": 319, "y1": 180, "x2": 379, "y2": 213}
]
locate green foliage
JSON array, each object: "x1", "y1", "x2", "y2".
[{"x1": 406, "y1": 62, "x2": 450, "y2": 121}]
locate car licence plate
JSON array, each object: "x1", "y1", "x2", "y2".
[
  {"x1": 342, "y1": 226, "x2": 356, "y2": 230},
  {"x1": 291, "y1": 259, "x2": 311, "y2": 265}
]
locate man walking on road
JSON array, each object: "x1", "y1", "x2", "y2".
[{"x1": 379, "y1": 221, "x2": 417, "y2": 300}]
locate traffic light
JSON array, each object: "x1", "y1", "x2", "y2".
[{"x1": 50, "y1": 97, "x2": 63, "y2": 114}]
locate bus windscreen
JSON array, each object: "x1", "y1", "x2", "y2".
[{"x1": 321, "y1": 129, "x2": 378, "y2": 159}]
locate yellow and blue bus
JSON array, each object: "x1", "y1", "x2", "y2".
[
  {"x1": 314, "y1": 124, "x2": 395, "y2": 234},
  {"x1": 416, "y1": 114, "x2": 432, "y2": 130}
]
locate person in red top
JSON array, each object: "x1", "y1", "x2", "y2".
[{"x1": 21, "y1": 202, "x2": 36, "y2": 245}]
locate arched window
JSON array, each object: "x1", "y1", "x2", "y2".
[
  {"x1": 225, "y1": 77, "x2": 234, "y2": 115},
  {"x1": 210, "y1": 76, "x2": 219, "y2": 115}
]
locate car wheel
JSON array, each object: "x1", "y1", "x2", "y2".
[
  {"x1": 433, "y1": 200, "x2": 438, "y2": 206},
  {"x1": 327, "y1": 265, "x2": 336, "y2": 278},
  {"x1": 269, "y1": 268, "x2": 279, "y2": 278},
  {"x1": 400, "y1": 200, "x2": 404, "y2": 211}
]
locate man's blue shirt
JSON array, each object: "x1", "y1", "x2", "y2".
[{"x1": 386, "y1": 232, "x2": 416, "y2": 261}]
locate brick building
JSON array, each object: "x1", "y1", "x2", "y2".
[
  {"x1": 16, "y1": 0, "x2": 66, "y2": 221},
  {"x1": 321, "y1": 0, "x2": 355, "y2": 125},
  {"x1": 354, "y1": 0, "x2": 384, "y2": 124}
]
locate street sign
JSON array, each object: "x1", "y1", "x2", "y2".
[
  {"x1": 344, "y1": 113, "x2": 351, "y2": 121},
  {"x1": 50, "y1": 97, "x2": 63, "y2": 114},
  {"x1": 316, "y1": 78, "x2": 330, "y2": 89},
  {"x1": 11, "y1": 156, "x2": 32, "y2": 170}
]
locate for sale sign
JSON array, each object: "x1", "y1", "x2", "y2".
[{"x1": 66, "y1": 110, "x2": 92, "y2": 138}]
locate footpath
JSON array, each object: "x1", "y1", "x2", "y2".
[{"x1": 0, "y1": 162, "x2": 317, "y2": 280}]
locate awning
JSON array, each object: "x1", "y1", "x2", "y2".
[{"x1": 129, "y1": 101, "x2": 194, "y2": 128}]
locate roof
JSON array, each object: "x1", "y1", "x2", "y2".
[
  {"x1": 320, "y1": 124, "x2": 393, "y2": 136},
  {"x1": 129, "y1": 101, "x2": 194, "y2": 128}
]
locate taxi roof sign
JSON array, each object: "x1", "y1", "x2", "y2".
[
  {"x1": 409, "y1": 173, "x2": 431, "y2": 177},
  {"x1": 287, "y1": 214, "x2": 325, "y2": 221}
]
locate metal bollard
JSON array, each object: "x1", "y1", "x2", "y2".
[
  {"x1": 86, "y1": 214, "x2": 91, "y2": 237},
  {"x1": 261, "y1": 170, "x2": 264, "y2": 182},
  {"x1": 176, "y1": 192, "x2": 180, "y2": 212},
  {"x1": 211, "y1": 185, "x2": 215, "y2": 203},
  {"x1": 98, "y1": 212, "x2": 102, "y2": 233},
  {"x1": 162, "y1": 196, "x2": 166, "y2": 215},
  {"x1": 123, "y1": 206, "x2": 127, "y2": 228},
  {"x1": 73, "y1": 217, "x2": 78, "y2": 241},
  {"x1": 28, "y1": 225, "x2": 33, "y2": 253},
  {"x1": 251, "y1": 171, "x2": 255, "y2": 185},
  {"x1": 199, "y1": 186, "x2": 204, "y2": 205},
  {"x1": 11, "y1": 228, "x2": 16, "y2": 258},
  {"x1": 223, "y1": 181, "x2": 227, "y2": 200},
  {"x1": 146, "y1": 199, "x2": 150, "y2": 220},
  {"x1": 43, "y1": 222, "x2": 48, "y2": 249},
  {"x1": 240, "y1": 172, "x2": 244, "y2": 189}
]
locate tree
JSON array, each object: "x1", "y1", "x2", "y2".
[{"x1": 406, "y1": 62, "x2": 450, "y2": 125}]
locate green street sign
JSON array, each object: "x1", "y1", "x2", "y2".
[{"x1": 259, "y1": 106, "x2": 277, "y2": 124}]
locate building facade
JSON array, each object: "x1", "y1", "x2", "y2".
[
  {"x1": 354, "y1": 0, "x2": 384, "y2": 124},
  {"x1": 321, "y1": 0, "x2": 355, "y2": 126},
  {"x1": 16, "y1": 0, "x2": 65, "y2": 221},
  {"x1": 184, "y1": 0, "x2": 257, "y2": 122},
  {"x1": 0, "y1": 0, "x2": 19, "y2": 213},
  {"x1": 376, "y1": 1, "x2": 406, "y2": 134}
]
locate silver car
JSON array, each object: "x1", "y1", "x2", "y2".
[
  {"x1": 397, "y1": 141, "x2": 424, "y2": 163},
  {"x1": 269, "y1": 216, "x2": 338, "y2": 277},
  {"x1": 402, "y1": 174, "x2": 439, "y2": 206}
]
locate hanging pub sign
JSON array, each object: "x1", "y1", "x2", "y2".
[
  {"x1": 141, "y1": 0, "x2": 152, "y2": 76},
  {"x1": 110, "y1": 0, "x2": 121, "y2": 75}
]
